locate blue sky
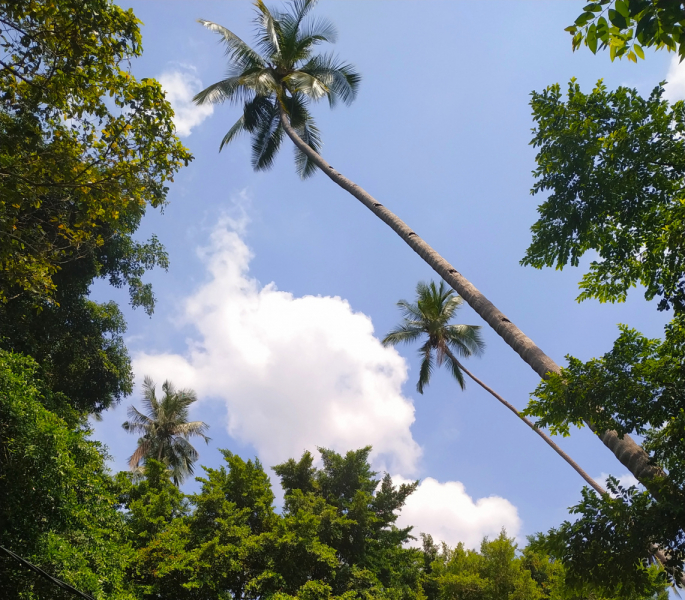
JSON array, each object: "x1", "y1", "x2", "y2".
[{"x1": 94, "y1": 0, "x2": 680, "y2": 548}]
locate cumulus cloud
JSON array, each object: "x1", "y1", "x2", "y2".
[
  {"x1": 133, "y1": 208, "x2": 522, "y2": 545},
  {"x1": 394, "y1": 476, "x2": 521, "y2": 549},
  {"x1": 134, "y1": 212, "x2": 421, "y2": 474},
  {"x1": 664, "y1": 55, "x2": 685, "y2": 103},
  {"x1": 158, "y1": 66, "x2": 214, "y2": 137}
]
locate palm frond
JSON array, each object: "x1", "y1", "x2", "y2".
[
  {"x1": 446, "y1": 324, "x2": 485, "y2": 358},
  {"x1": 439, "y1": 295, "x2": 464, "y2": 322},
  {"x1": 220, "y1": 115, "x2": 246, "y2": 151},
  {"x1": 142, "y1": 376, "x2": 159, "y2": 416},
  {"x1": 290, "y1": 0, "x2": 319, "y2": 26},
  {"x1": 175, "y1": 420, "x2": 211, "y2": 442},
  {"x1": 444, "y1": 349, "x2": 466, "y2": 390},
  {"x1": 382, "y1": 324, "x2": 424, "y2": 347},
  {"x1": 286, "y1": 93, "x2": 322, "y2": 178},
  {"x1": 299, "y1": 53, "x2": 360, "y2": 106},
  {"x1": 239, "y1": 68, "x2": 280, "y2": 96},
  {"x1": 128, "y1": 438, "x2": 151, "y2": 469},
  {"x1": 284, "y1": 70, "x2": 329, "y2": 101},
  {"x1": 198, "y1": 19, "x2": 265, "y2": 72},
  {"x1": 254, "y1": 0, "x2": 282, "y2": 58},
  {"x1": 193, "y1": 75, "x2": 251, "y2": 106},
  {"x1": 396, "y1": 299, "x2": 424, "y2": 321},
  {"x1": 123, "y1": 406, "x2": 152, "y2": 433},
  {"x1": 250, "y1": 99, "x2": 284, "y2": 171},
  {"x1": 298, "y1": 16, "x2": 338, "y2": 46},
  {"x1": 416, "y1": 342, "x2": 434, "y2": 394}
]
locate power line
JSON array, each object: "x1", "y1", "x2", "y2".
[{"x1": 0, "y1": 545, "x2": 96, "y2": 600}]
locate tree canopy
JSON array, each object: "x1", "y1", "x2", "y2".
[
  {"x1": 0, "y1": 0, "x2": 191, "y2": 308},
  {"x1": 524, "y1": 80, "x2": 685, "y2": 313}
]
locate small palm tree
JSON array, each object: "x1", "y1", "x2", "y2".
[
  {"x1": 383, "y1": 280, "x2": 605, "y2": 495},
  {"x1": 123, "y1": 376, "x2": 210, "y2": 485},
  {"x1": 383, "y1": 281, "x2": 485, "y2": 393}
]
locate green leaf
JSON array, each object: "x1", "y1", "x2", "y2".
[
  {"x1": 587, "y1": 24, "x2": 599, "y2": 53},
  {"x1": 615, "y1": 0, "x2": 630, "y2": 18},
  {"x1": 608, "y1": 9, "x2": 628, "y2": 29},
  {"x1": 634, "y1": 43, "x2": 645, "y2": 59},
  {"x1": 575, "y1": 11, "x2": 594, "y2": 27},
  {"x1": 583, "y1": 3, "x2": 603, "y2": 12}
]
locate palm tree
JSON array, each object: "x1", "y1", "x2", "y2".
[
  {"x1": 383, "y1": 281, "x2": 486, "y2": 394},
  {"x1": 193, "y1": 0, "x2": 660, "y2": 493},
  {"x1": 123, "y1": 376, "x2": 210, "y2": 485},
  {"x1": 383, "y1": 280, "x2": 605, "y2": 495}
]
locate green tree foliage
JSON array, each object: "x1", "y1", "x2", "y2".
[
  {"x1": 523, "y1": 77, "x2": 685, "y2": 593},
  {"x1": 122, "y1": 446, "x2": 423, "y2": 600},
  {"x1": 425, "y1": 531, "x2": 666, "y2": 600},
  {"x1": 193, "y1": 0, "x2": 360, "y2": 178},
  {"x1": 524, "y1": 80, "x2": 685, "y2": 313},
  {"x1": 0, "y1": 350, "x2": 135, "y2": 599},
  {"x1": 0, "y1": 0, "x2": 192, "y2": 306},
  {"x1": 524, "y1": 315, "x2": 685, "y2": 591},
  {"x1": 0, "y1": 0, "x2": 193, "y2": 416},
  {"x1": 382, "y1": 281, "x2": 484, "y2": 392},
  {"x1": 123, "y1": 377, "x2": 210, "y2": 485},
  {"x1": 567, "y1": 1, "x2": 685, "y2": 61}
]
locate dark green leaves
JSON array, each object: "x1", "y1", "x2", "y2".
[
  {"x1": 525, "y1": 80, "x2": 685, "y2": 313},
  {"x1": 523, "y1": 316, "x2": 685, "y2": 590}
]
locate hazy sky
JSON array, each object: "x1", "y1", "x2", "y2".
[{"x1": 95, "y1": 0, "x2": 679, "y2": 549}]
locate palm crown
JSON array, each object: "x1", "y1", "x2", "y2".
[
  {"x1": 193, "y1": 0, "x2": 360, "y2": 178},
  {"x1": 383, "y1": 281, "x2": 485, "y2": 393},
  {"x1": 123, "y1": 376, "x2": 210, "y2": 485}
]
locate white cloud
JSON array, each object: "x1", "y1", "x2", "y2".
[
  {"x1": 134, "y1": 213, "x2": 422, "y2": 474},
  {"x1": 394, "y1": 476, "x2": 521, "y2": 550},
  {"x1": 133, "y1": 209, "x2": 522, "y2": 547},
  {"x1": 663, "y1": 55, "x2": 685, "y2": 103},
  {"x1": 158, "y1": 66, "x2": 214, "y2": 137}
]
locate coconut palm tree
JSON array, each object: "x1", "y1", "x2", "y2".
[
  {"x1": 123, "y1": 376, "x2": 210, "y2": 485},
  {"x1": 383, "y1": 280, "x2": 605, "y2": 494},
  {"x1": 383, "y1": 281, "x2": 485, "y2": 394},
  {"x1": 192, "y1": 0, "x2": 660, "y2": 493}
]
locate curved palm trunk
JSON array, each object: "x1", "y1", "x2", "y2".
[
  {"x1": 441, "y1": 346, "x2": 606, "y2": 495},
  {"x1": 279, "y1": 107, "x2": 662, "y2": 490}
]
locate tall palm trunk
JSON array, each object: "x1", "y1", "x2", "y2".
[
  {"x1": 279, "y1": 106, "x2": 662, "y2": 490},
  {"x1": 441, "y1": 345, "x2": 605, "y2": 494}
]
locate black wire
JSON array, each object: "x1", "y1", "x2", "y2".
[{"x1": 0, "y1": 545, "x2": 96, "y2": 600}]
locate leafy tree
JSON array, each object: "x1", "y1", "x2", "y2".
[
  {"x1": 523, "y1": 78, "x2": 685, "y2": 592},
  {"x1": 428, "y1": 532, "x2": 668, "y2": 600},
  {"x1": 0, "y1": 0, "x2": 191, "y2": 307},
  {"x1": 525, "y1": 80, "x2": 685, "y2": 314},
  {"x1": 525, "y1": 315, "x2": 685, "y2": 591},
  {"x1": 567, "y1": 0, "x2": 685, "y2": 61},
  {"x1": 0, "y1": 350, "x2": 135, "y2": 599},
  {"x1": 123, "y1": 377, "x2": 210, "y2": 485},
  {"x1": 431, "y1": 532, "x2": 542, "y2": 600},
  {"x1": 274, "y1": 447, "x2": 422, "y2": 597},
  {"x1": 194, "y1": 0, "x2": 659, "y2": 492}
]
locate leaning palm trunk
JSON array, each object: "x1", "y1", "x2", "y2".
[
  {"x1": 279, "y1": 106, "x2": 662, "y2": 490},
  {"x1": 441, "y1": 345, "x2": 605, "y2": 495}
]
